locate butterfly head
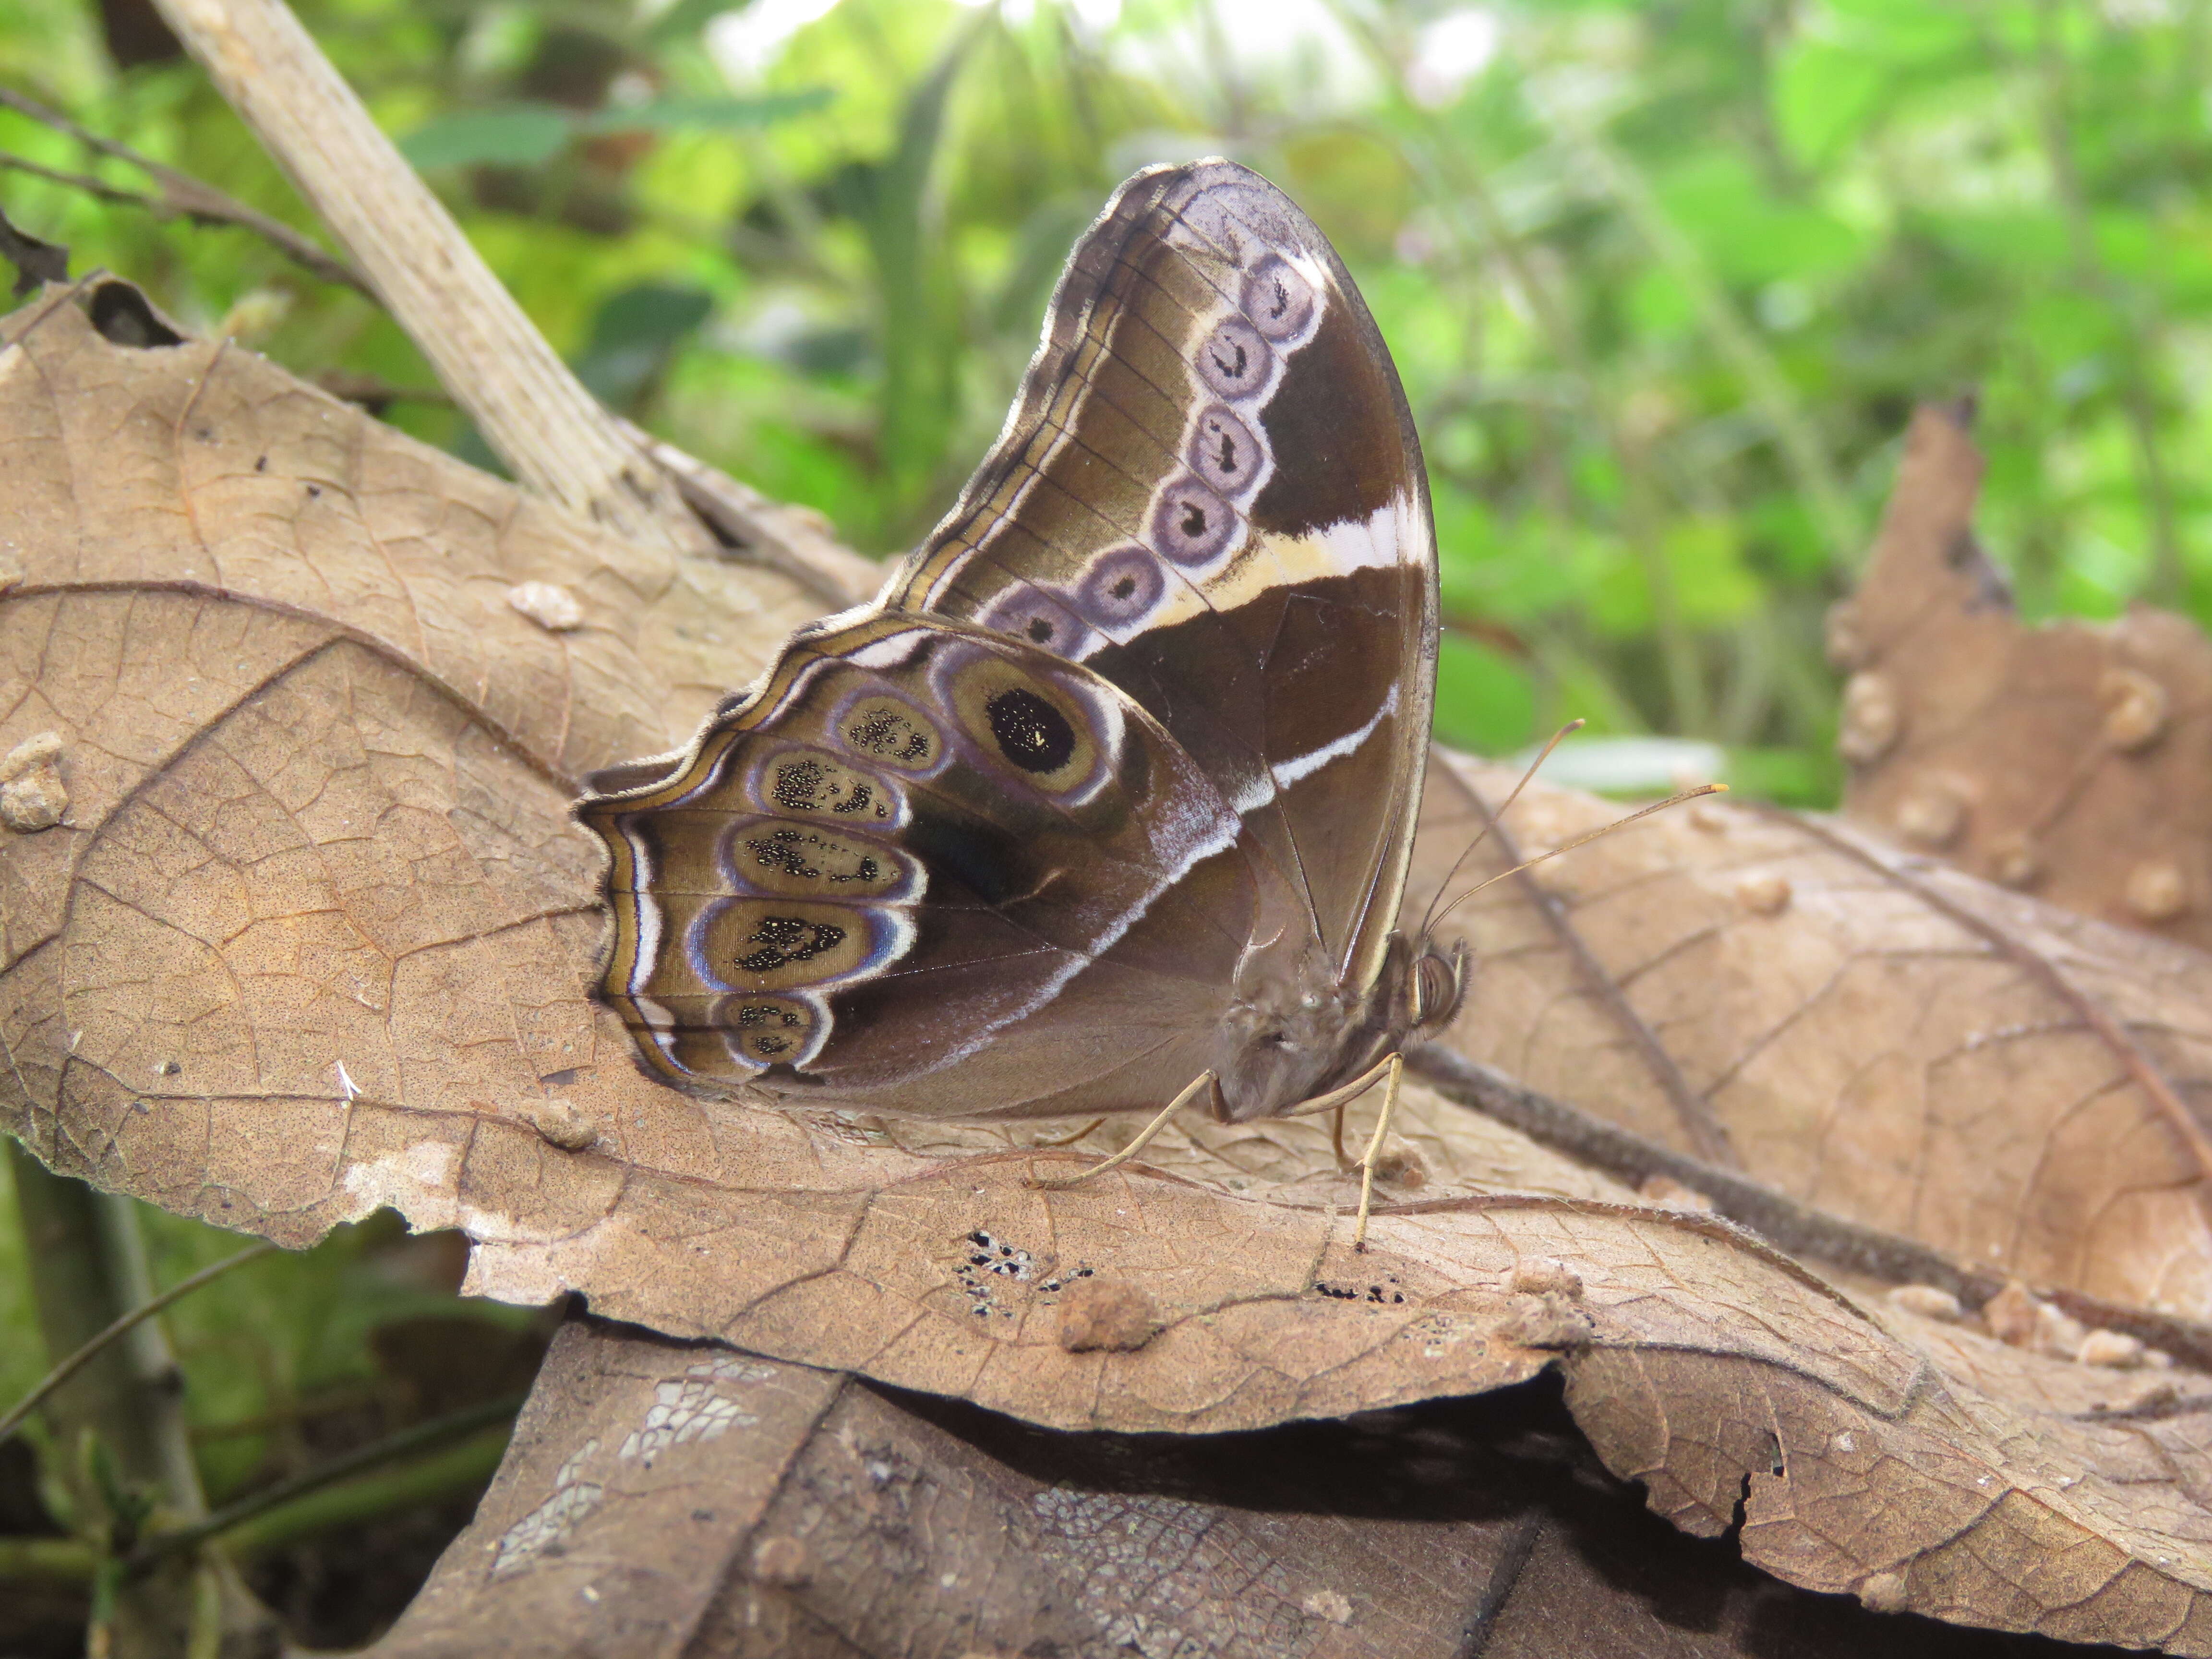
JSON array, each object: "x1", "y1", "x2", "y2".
[
  {"x1": 1215, "y1": 932, "x2": 1467, "y2": 1121},
  {"x1": 1409, "y1": 935, "x2": 1469, "y2": 1037}
]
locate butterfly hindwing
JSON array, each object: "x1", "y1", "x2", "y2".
[{"x1": 586, "y1": 611, "x2": 1262, "y2": 1113}]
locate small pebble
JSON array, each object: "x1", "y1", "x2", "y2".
[
  {"x1": 1823, "y1": 602, "x2": 1870, "y2": 672},
  {"x1": 1887, "y1": 1284, "x2": 1964, "y2": 1323},
  {"x1": 1858, "y1": 1570, "x2": 1908, "y2": 1615},
  {"x1": 507, "y1": 580, "x2": 585, "y2": 632},
  {"x1": 529, "y1": 1100, "x2": 597, "y2": 1152},
  {"x1": 1494, "y1": 1291, "x2": 1586, "y2": 1350},
  {"x1": 1734, "y1": 871, "x2": 1791, "y2": 916},
  {"x1": 0, "y1": 731, "x2": 67, "y2": 833},
  {"x1": 1895, "y1": 787, "x2": 1965, "y2": 848},
  {"x1": 1837, "y1": 673, "x2": 1900, "y2": 765},
  {"x1": 1981, "y1": 1282, "x2": 2087, "y2": 1359},
  {"x1": 2101, "y1": 667, "x2": 2169, "y2": 752},
  {"x1": 2077, "y1": 1329, "x2": 2145, "y2": 1370},
  {"x1": 1988, "y1": 832, "x2": 2038, "y2": 890},
  {"x1": 2125, "y1": 859, "x2": 2189, "y2": 923}
]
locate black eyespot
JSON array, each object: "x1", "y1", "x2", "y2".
[
  {"x1": 985, "y1": 687, "x2": 1076, "y2": 774},
  {"x1": 736, "y1": 915, "x2": 846, "y2": 973},
  {"x1": 1026, "y1": 617, "x2": 1053, "y2": 643},
  {"x1": 1149, "y1": 477, "x2": 1236, "y2": 565},
  {"x1": 1189, "y1": 405, "x2": 1261, "y2": 494},
  {"x1": 742, "y1": 1002, "x2": 800, "y2": 1028},
  {"x1": 1242, "y1": 255, "x2": 1315, "y2": 341},
  {"x1": 1195, "y1": 314, "x2": 1269, "y2": 398},
  {"x1": 1074, "y1": 545, "x2": 1165, "y2": 627},
  {"x1": 772, "y1": 757, "x2": 826, "y2": 812}
]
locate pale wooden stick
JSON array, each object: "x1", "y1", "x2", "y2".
[{"x1": 151, "y1": 0, "x2": 704, "y2": 554}]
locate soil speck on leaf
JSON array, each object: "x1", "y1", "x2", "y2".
[{"x1": 1057, "y1": 1278, "x2": 1162, "y2": 1353}]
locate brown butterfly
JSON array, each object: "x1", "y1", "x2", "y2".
[{"x1": 580, "y1": 159, "x2": 1465, "y2": 1243}]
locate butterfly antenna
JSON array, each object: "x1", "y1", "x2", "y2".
[
  {"x1": 1426, "y1": 782, "x2": 1728, "y2": 936},
  {"x1": 1418, "y1": 719, "x2": 1586, "y2": 940}
]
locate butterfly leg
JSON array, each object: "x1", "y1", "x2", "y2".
[
  {"x1": 1348, "y1": 1053, "x2": 1404, "y2": 1251},
  {"x1": 1032, "y1": 1115, "x2": 1108, "y2": 1149},
  {"x1": 1029, "y1": 1071, "x2": 1219, "y2": 1190},
  {"x1": 1283, "y1": 1052, "x2": 1406, "y2": 1250}
]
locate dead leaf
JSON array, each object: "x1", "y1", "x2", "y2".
[
  {"x1": 13, "y1": 285, "x2": 2212, "y2": 1647},
  {"x1": 1831, "y1": 401, "x2": 2212, "y2": 946},
  {"x1": 1418, "y1": 754, "x2": 2212, "y2": 1322},
  {"x1": 372, "y1": 1317, "x2": 2095, "y2": 1659}
]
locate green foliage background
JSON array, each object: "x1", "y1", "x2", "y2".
[
  {"x1": 0, "y1": 0, "x2": 2206, "y2": 1553},
  {"x1": 8, "y1": 0, "x2": 2207, "y2": 805}
]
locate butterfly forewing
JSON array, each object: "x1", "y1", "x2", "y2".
[
  {"x1": 890, "y1": 161, "x2": 1436, "y2": 994},
  {"x1": 582, "y1": 161, "x2": 1436, "y2": 1119}
]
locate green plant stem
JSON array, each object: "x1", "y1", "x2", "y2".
[
  {"x1": 0, "y1": 1420, "x2": 516, "y2": 1588},
  {"x1": 0, "y1": 84, "x2": 367, "y2": 292},
  {"x1": 138, "y1": 1393, "x2": 524, "y2": 1564},
  {"x1": 5, "y1": 1143, "x2": 278, "y2": 1656},
  {"x1": 0, "y1": 1535, "x2": 96, "y2": 1582},
  {"x1": 214, "y1": 1422, "x2": 512, "y2": 1561},
  {"x1": 0, "y1": 1241, "x2": 277, "y2": 1451}
]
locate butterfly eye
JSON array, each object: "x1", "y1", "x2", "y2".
[
  {"x1": 691, "y1": 898, "x2": 884, "y2": 991},
  {"x1": 721, "y1": 819, "x2": 913, "y2": 901},
  {"x1": 976, "y1": 586, "x2": 1095, "y2": 660},
  {"x1": 752, "y1": 748, "x2": 899, "y2": 825}
]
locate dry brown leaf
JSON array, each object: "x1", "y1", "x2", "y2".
[
  {"x1": 13, "y1": 285, "x2": 2212, "y2": 1647},
  {"x1": 374, "y1": 1317, "x2": 2092, "y2": 1659},
  {"x1": 1421, "y1": 755, "x2": 2212, "y2": 1321},
  {"x1": 1831, "y1": 401, "x2": 2212, "y2": 945}
]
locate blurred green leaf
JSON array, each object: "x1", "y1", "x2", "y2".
[
  {"x1": 580, "y1": 89, "x2": 834, "y2": 133},
  {"x1": 575, "y1": 281, "x2": 714, "y2": 410},
  {"x1": 1773, "y1": 40, "x2": 1890, "y2": 168},
  {"x1": 398, "y1": 105, "x2": 572, "y2": 170},
  {"x1": 1434, "y1": 631, "x2": 1537, "y2": 757}
]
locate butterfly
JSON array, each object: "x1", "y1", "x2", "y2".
[{"x1": 579, "y1": 159, "x2": 1465, "y2": 1245}]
